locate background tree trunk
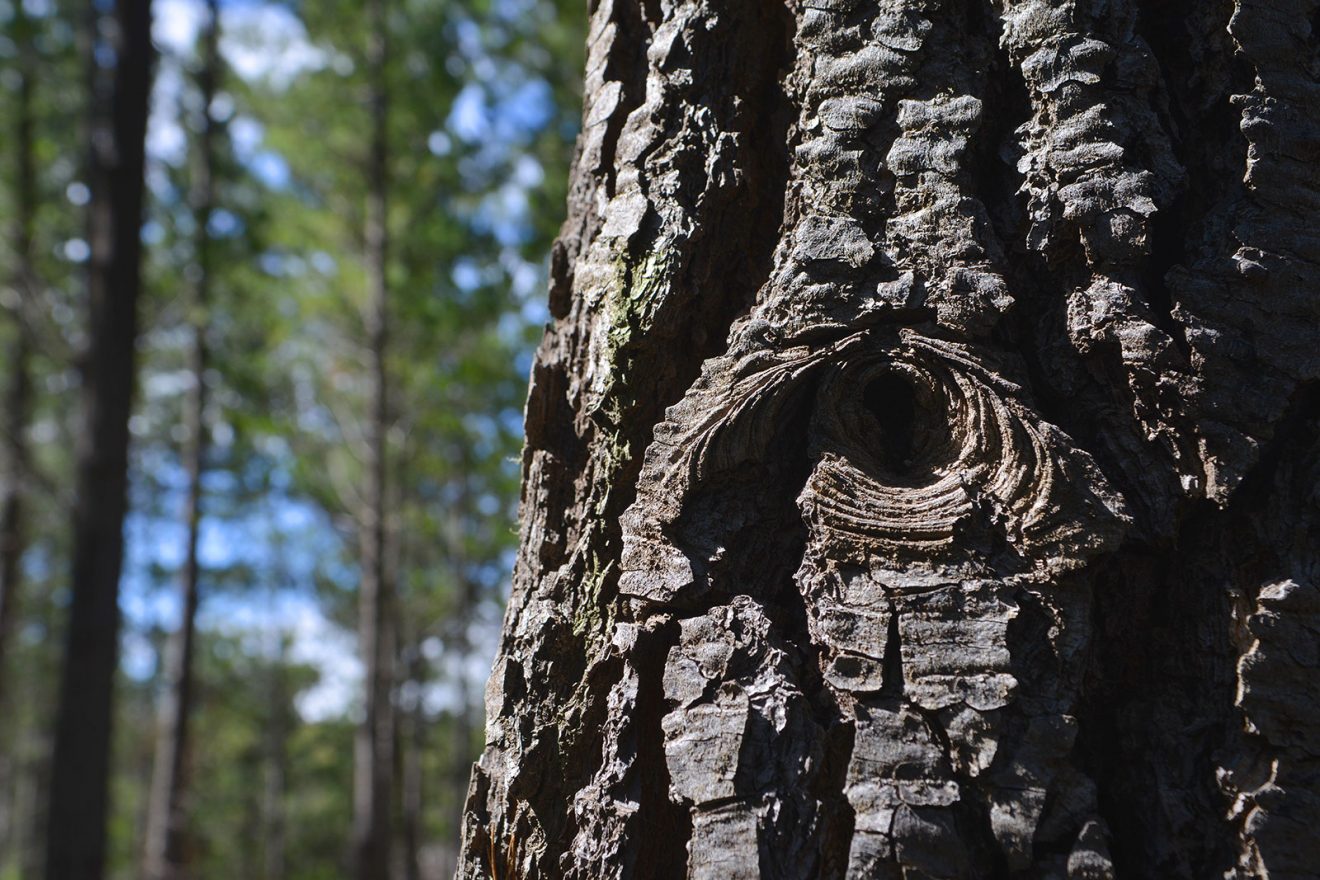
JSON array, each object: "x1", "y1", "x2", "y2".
[
  {"x1": 399, "y1": 638, "x2": 425, "y2": 880},
  {"x1": 141, "y1": 5, "x2": 219, "y2": 876},
  {"x1": 458, "y1": 0, "x2": 1320, "y2": 878},
  {"x1": 44, "y1": 1, "x2": 154, "y2": 878},
  {"x1": 354, "y1": 0, "x2": 395, "y2": 876},
  {"x1": 263, "y1": 637, "x2": 290, "y2": 880},
  {"x1": 0, "y1": 0, "x2": 38, "y2": 712}
]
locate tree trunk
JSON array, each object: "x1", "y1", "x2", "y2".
[
  {"x1": 21, "y1": 733, "x2": 51, "y2": 879},
  {"x1": 263, "y1": 638, "x2": 290, "y2": 880},
  {"x1": 0, "y1": 13, "x2": 38, "y2": 857},
  {"x1": 448, "y1": 468, "x2": 478, "y2": 880},
  {"x1": 400, "y1": 641, "x2": 425, "y2": 880},
  {"x1": 354, "y1": 0, "x2": 395, "y2": 876},
  {"x1": 458, "y1": 0, "x2": 1320, "y2": 877},
  {"x1": 0, "y1": 0, "x2": 37, "y2": 713},
  {"x1": 141, "y1": 4, "x2": 218, "y2": 877},
  {"x1": 44, "y1": 1, "x2": 153, "y2": 878}
]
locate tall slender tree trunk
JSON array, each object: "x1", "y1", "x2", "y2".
[
  {"x1": 353, "y1": 0, "x2": 394, "y2": 876},
  {"x1": 21, "y1": 734, "x2": 51, "y2": 878},
  {"x1": 447, "y1": 656, "x2": 474, "y2": 879},
  {"x1": 400, "y1": 640, "x2": 425, "y2": 880},
  {"x1": 45, "y1": 1, "x2": 153, "y2": 878},
  {"x1": 458, "y1": 0, "x2": 1320, "y2": 877},
  {"x1": 238, "y1": 748, "x2": 262, "y2": 880},
  {"x1": 0, "y1": 0, "x2": 38, "y2": 714},
  {"x1": 0, "y1": 6, "x2": 39, "y2": 858},
  {"x1": 263, "y1": 637, "x2": 289, "y2": 880},
  {"x1": 141, "y1": 4, "x2": 218, "y2": 877},
  {"x1": 445, "y1": 458, "x2": 476, "y2": 879}
]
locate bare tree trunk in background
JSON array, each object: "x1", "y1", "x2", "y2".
[
  {"x1": 0, "y1": 0, "x2": 38, "y2": 714},
  {"x1": 386, "y1": 489, "x2": 410, "y2": 880},
  {"x1": 0, "y1": 6, "x2": 39, "y2": 859},
  {"x1": 263, "y1": 637, "x2": 290, "y2": 880},
  {"x1": 400, "y1": 639, "x2": 425, "y2": 880},
  {"x1": 141, "y1": 5, "x2": 218, "y2": 877},
  {"x1": 446, "y1": 653, "x2": 474, "y2": 880},
  {"x1": 238, "y1": 748, "x2": 262, "y2": 880},
  {"x1": 458, "y1": 0, "x2": 1320, "y2": 877},
  {"x1": 44, "y1": 1, "x2": 153, "y2": 878},
  {"x1": 21, "y1": 738, "x2": 51, "y2": 878},
  {"x1": 446, "y1": 458, "x2": 476, "y2": 879},
  {"x1": 353, "y1": 0, "x2": 395, "y2": 875}
]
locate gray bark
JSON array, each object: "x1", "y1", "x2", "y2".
[{"x1": 459, "y1": 0, "x2": 1320, "y2": 877}]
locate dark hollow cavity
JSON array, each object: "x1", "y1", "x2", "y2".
[{"x1": 864, "y1": 373, "x2": 917, "y2": 471}]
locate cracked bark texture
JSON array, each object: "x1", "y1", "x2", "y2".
[{"x1": 458, "y1": 0, "x2": 1320, "y2": 877}]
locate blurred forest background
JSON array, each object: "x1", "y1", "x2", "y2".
[{"x1": 0, "y1": 0, "x2": 583, "y2": 877}]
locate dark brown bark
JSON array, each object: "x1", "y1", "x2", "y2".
[
  {"x1": 141, "y1": 4, "x2": 219, "y2": 877},
  {"x1": 459, "y1": 0, "x2": 1320, "y2": 877},
  {"x1": 353, "y1": 0, "x2": 395, "y2": 876},
  {"x1": 44, "y1": 1, "x2": 154, "y2": 878},
  {"x1": 0, "y1": 0, "x2": 38, "y2": 713}
]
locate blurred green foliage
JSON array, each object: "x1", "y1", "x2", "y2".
[{"x1": 0, "y1": 0, "x2": 584, "y2": 875}]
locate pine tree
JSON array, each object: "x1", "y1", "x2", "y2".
[{"x1": 45, "y1": 1, "x2": 154, "y2": 878}]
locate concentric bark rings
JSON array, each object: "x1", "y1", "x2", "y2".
[{"x1": 803, "y1": 331, "x2": 1128, "y2": 573}]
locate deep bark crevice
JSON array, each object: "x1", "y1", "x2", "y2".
[
  {"x1": 961, "y1": 0, "x2": 1020, "y2": 286},
  {"x1": 631, "y1": 622, "x2": 691, "y2": 880},
  {"x1": 1225, "y1": 380, "x2": 1320, "y2": 510},
  {"x1": 598, "y1": 0, "x2": 651, "y2": 200},
  {"x1": 810, "y1": 720, "x2": 856, "y2": 880},
  {"x1": 1005, "y1": 587, "x2": 1065, "y2": 713},
  {"x1": 1139, "y1": 191, "x2": 1193, "y2": 358},
  {"x1": 914, "y1": 704, "x2": 1010, "y2": 880},
  {"x1": 878, "y1": 603, "x2": 903, "y2": 701},
  {"x1": 1077, "y1": 530, "x2": 1238, "y2": 878},
  {"x1": 1132, "y1": 0, "x2": 1244, "y2": 360}
]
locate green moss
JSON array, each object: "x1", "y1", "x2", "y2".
[{"x1": 574, "y1": 553, "x2": 615, "y2": 638}]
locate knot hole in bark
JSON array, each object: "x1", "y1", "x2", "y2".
[
  {"x1": 859, "y1": 369, "x2": 947, "y2": 480},
  {"x1": 864, "y1": 373, "x2": 916, "y2": 472}
]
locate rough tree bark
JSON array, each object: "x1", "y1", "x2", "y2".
[
  {"x1": 141, "y1": 4, "x2": 219, "y2": 876},
  {"x1": 353, "y1": 0, "x2": 396, "y2": 876},
  {"x1": 458, "y1": 0, "x2": 1320, "y2": 877},
  {"x1": 45, "y1": 1, "x2": 154, "y2": 879}
]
